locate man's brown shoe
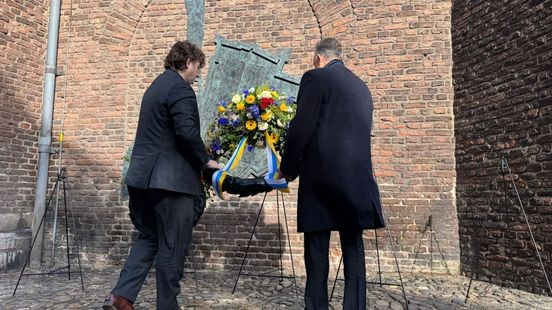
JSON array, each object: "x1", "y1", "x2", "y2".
[{"x1": 102, "y1": 293, "x2": 134, "y2": 310}]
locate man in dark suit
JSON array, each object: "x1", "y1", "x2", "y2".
[
  {"x1": 279, "y1": 38, "x2": 385, "y2": 310},
  {"x1": 103, "y1": 41, "x2": 220, "y2": 310}
]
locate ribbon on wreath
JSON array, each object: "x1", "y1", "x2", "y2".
[
  {"x1": 211, "y1": 132, "x2": 289, "y2": 199},
  {"x1": 263, "y1": 132, "x2": 289, "y2": 193}
]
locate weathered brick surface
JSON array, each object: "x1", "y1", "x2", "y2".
[
  {"x1": 0, "y1": 0, "x2": 47, "y2": 229},
  {"x1": 453, "y1": 0, "x2": 552, "y2": 294},
  {"x1": 1, "y1": 0, "x2": 458, "y2": 277},
  {"x1": 346, "y1": 0, "x2": 458, "y2": 274}
]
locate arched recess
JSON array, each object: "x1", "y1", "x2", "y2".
[
  {"x1": 307, "y1": 0, "x2": 357, "y2": 59},
  {"x1": 119, "y1": 1, "x2": 189, "y2": 150},
  {"x1": 97, "y1": 0, "x2": 190, "y2": 160},
  {"x1": 307, "y1": 0, "x2": 356, "y2": 37}
]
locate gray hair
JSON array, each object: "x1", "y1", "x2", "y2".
[{"x1": 315, "y1": 37, "x2": 342, "y2": 59}]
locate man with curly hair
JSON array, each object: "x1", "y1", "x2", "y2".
[{"x1": 103, "y1": 40, "x2": 220, "y2": 310}]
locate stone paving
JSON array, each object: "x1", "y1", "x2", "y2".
[{"x1": 0, "y1": 266, "x2": 550, "y2": 309}]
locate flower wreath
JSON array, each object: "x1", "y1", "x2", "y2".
[{"x1": 206, "y1": 84, "x2": 297, "y2": 198}]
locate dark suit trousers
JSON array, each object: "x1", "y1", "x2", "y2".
[
  {"x1": 304, "y1": 229, "x2": 366, "y2": 310},
  {"x1": 112, "y1": 186, "x2": 195, "y2": 310}
]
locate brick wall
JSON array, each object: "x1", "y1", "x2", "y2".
[
  {"x1": 345, "y1": 0, "x2": 458, "y2": 274},
  {"x1": 453, "y1": 0, "x2": 552, "y2": 294},
  {"x1": 0, "y1": 0, "x2": 47, "y2": 230},
  {"x1": 1, "y1": 0, "x2": 458, "y2": 277}
]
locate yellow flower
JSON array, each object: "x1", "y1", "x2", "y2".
[
  {"x1": 267, "y1": 132, "x2": 279, "y2": 145},
  {"x1": 271, "y1": 91, "x2": 279, "y2": 99},
  {"x1": 245, "y1": 120, "x2": 257, "y2": 130},
  {"x1": 261, "y1": 112, "x2": 271, "y2": 121},
  {"x1": 218, "y1": 106, "x2": 226, "y2": 113},
  {"x1": 279, "y1": 103, "x2": 288, "y2": 112},
  {"x1": 245, "y1": 94, "x2": 256, "y2": 104},
  {"x1": 236, "y1": 103, "x2": 245, "y2": 111}
]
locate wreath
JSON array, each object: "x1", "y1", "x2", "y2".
[
  {"x1": 206, "y1": 84, "x2": 296, "y2": 162},
  {"x1": 205, "y1": 84, "x2": 297, "y2": 198}
]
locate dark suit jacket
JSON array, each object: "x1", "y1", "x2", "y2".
[
  {"x1": 125, "y1": 69, "x2": 209, "y2": 195},
  {"x1": 280, "y1": 60, "x2": 385, "y2": 232}
]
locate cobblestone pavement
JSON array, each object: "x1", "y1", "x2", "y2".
[{"x1": 0, "y1": 267, "x2": 550, "y2": 309}]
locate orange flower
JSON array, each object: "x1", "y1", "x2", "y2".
[{"x1": 245, "y1": 94, "x2": 256, "y2": 104}]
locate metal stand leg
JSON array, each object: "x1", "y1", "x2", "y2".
[
  {"x1": 500, "y1": 157, "x2": 551, "y2": 294},
  {"x1": 190, "y1": 242, "x2": 200, "y2": 292},
  {"x1": 329, "y1": 255, "x2": 343, "y2": 302},
  {"x1": 429, "y1": 229, "x2": 450, "y2": 274},
  {"x1": 63, "y1": 170, "x2": 85, "y2": 290},
  {"x1": 13, "y1": 176, "x2": 59, "y2": 295},
  {"x1": 277, "y1": 192, "x2": 284, "y2": 280},
  {"x1": 411, "y1": 215, "x2": 451, "y2": 275},
  {"x1": 384, "y1": 222, "x2": 410, "y2": 310},
  {"x1": 232, "y1": 192, "x2": 268, "y2": 294},
  {"x1": 375, "y1": 230, "x2": 383, "y2": 286},
  {"x1": 280, "y1": 190, "x2": 299, "y2": 298},
  {"x1": 232, "y1": 191, "x2": 299, "y2": 298}
]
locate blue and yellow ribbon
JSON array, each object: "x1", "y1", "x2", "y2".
[
  {"x1": 211, "y1": 133, "x2": 289, "y2": 199},
  {"x1": 263, "y1": 132, "x2": 289, "y2": 193},
  {"x1": 212, "y1": 136, "x2": 248, "y2": 199}
]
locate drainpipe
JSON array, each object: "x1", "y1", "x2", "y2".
[{"x1": 30, "y1": 0, "x2": 62, "y2": 266}]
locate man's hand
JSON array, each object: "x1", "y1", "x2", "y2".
[
  {"x1": 204, "y1": 159, "x2": 222, "y2": 170},
  {"x1": 277, "y1": 169, "x2": 293, "y2": 182}
]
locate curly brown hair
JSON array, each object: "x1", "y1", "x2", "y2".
[{"x1": 164, "y1": 40, "x2": 205, "y2": 71}]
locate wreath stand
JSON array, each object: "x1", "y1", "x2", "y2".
[
  {"x1": 13, "y1": 168, "x2": 85, "y2": 295},
  {"x1": 410, "y1": 214, "x2": 451, "y2": 275},
  {"x1": 464, "y1": 156, "x2": 551, "y2": 301},
  {"x1": 231, "y1": 190, "x2": 300, "y2": 299}
]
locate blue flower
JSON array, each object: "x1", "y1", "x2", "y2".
[
  {"x1": 248, "y1": 105, "x2": 260, "y2": 119},
  {"x1": 287, "y1": 96, "x2": 296, "y2": 104},
  {"x1": 247, "y1": 144, "x2": 253, "y2": 152},
  {"x1": 220, "y1": 100, "x2": 227, "y2": 107},
  {"x1": 232, "y1": 119, "x2": 241, "y2": 127},
  {"x1": 243, "y1": 89, "x2": 249, "y2": 97},
  {"x1": 211, "y1": 140, "x2": 222, "y2": 152},
  {"x1": 218, "y1": 118, "x2": 229, "y2": 126}
]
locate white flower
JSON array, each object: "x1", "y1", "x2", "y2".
[
  {"x1": 232, "y1": 94, "x2": 242, "y2": 104},
  {"x1": 249, "y1": 87, "x2": 255, "y2": 93},
  {"x1": 260, "y1": 90, "x2": 272, "y2": 99},
  {"x1": 276, "y1": 119, "x2": 284, "y2": 127},
  {"x1": 258, "y1": 121, "x2": 268, "y2": 131},
  {"x1": 287, "y1": 106, "x2": 293, "y2": 113},
  {"x1": 230, "y1": 114, "x2": 239, "y2": 122},
  {"x1": 246, "y1": 112, "x2": 253, "y2": 119}
]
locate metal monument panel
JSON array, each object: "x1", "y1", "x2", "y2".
[{"x1": 198, "y1": 36, "x2": 300, "y2": 178}]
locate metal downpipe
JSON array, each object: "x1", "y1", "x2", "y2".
[{"x1": 30, "y1": 0, "x2": 62, "y2": 266}]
